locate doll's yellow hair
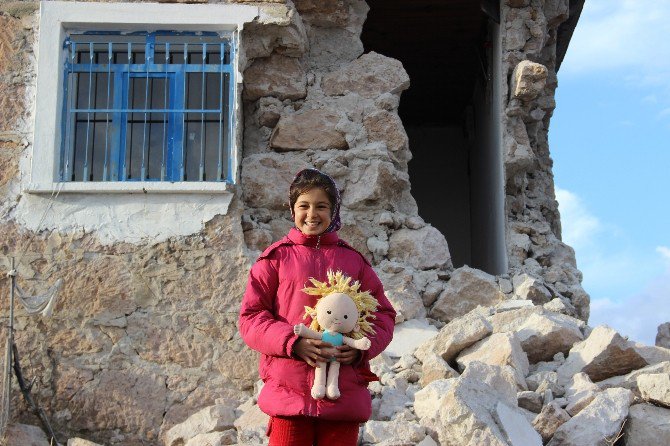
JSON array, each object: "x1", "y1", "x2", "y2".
[{"x1": 302, "y1": 270, "x2": 379, "y2": 339}]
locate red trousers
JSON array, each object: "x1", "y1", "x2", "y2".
[{"x1": 267, "y1": 415, "x2": 360, "y2": 446}]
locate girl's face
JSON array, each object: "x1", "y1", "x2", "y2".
[{"x1": 293, "y1": 188, "x2": 332, "y2": 236}]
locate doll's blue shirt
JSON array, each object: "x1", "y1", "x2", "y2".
[{"x1": 321, "y1": 330, "x2": 344, "y2": 346}]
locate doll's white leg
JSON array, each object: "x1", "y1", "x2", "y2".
[
  {"x1": 311, "y1": 361, "x2": 327, "y2": 400},
  {"x1": 326, "y1": 361, "x2": 341, "y2": 400}
]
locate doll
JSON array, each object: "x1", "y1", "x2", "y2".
[{"x1": 294, "y1": 270, "x2": 379, "y2": 400}]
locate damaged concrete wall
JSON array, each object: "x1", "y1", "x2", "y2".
[{"x1": 0, "y1": 0, "x2": 591, "y2": 444}]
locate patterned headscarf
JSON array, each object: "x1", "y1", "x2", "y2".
[{"x1": 289, "y1": 168, "x2": 342, "y2": 233}]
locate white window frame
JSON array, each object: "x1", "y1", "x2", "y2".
[{"x1": 27, "y1": 1, "x2": 258, "y2": 195}]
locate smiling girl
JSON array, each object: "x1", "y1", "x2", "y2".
[{"x1": 239, "y1": 168, "x2": 396, "y2": 446}]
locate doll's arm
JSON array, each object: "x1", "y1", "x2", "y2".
[
  {"x1": 358, "y1": 264, "x2": 396, "y2": 360},
  {"x1": 293, "y1": 323, "x2": 322, "y2": 340},
  {"x1": 343, "y1": 335, "x2": 371, "y2": 351}
]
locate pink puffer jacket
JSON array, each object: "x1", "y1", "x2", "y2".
[{"x1": 239, "y1": 228, "x2": 396, "y2": 422}]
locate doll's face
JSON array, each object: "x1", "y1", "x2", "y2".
[{"x1": 315, "y1": 293, "x2": 358, "y2": 333}]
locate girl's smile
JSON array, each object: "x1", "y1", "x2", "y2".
[{"x1": 293, "y1": 188, "x2": 332, "y2": 236}]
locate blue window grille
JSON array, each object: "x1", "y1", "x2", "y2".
[{"x1": 60, "y1": 31, "x2": 235, "y2": 183}]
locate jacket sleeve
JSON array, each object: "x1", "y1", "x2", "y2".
[
  {"x1": 359, "y1": 262, "x2": 396, "y2": 361},
  {"x1": 238, "y1": 257, "x2": 299, "y2": 358}
]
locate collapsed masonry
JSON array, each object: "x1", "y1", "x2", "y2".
[{"x1": 1, "y1": 0, "x2": 668, "y2": 445}]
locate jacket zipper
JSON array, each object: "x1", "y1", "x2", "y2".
[{"x1": 316, "y1": 235, "x2": 321, "y2": 250}]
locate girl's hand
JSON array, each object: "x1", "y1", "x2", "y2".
[
  {"x1": 293, "y1": 338, "x2": 335, "y2": 367},
  {"x1": 333, "y1": 345, "x2": 361, "y2": 365}
]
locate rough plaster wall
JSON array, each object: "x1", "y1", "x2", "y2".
[{"x1": 0, "y1": 0, "x2": 589, "y2": 444}]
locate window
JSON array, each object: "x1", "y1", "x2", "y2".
[
  {"x1": 62, "y1": 32, "x2": 234, "y2": 183},
  {"x1": 28, "y1": 1, "x2": 258, "y2": 194}
]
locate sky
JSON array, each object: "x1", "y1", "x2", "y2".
[{"x1": 550, "y1": 0, "x2": 670, "y2": 345}]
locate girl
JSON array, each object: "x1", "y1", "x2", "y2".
[{"x1": 239, "y1": 168, "x2": 396, "y2": 446}]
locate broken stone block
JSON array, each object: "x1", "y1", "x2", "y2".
[
  {"x1": 516, "y1": 312, "x2": 584, "y2": 363},
  {"x1": 387, "y1": 226, "x2": 451, "y2": 270},
  {"x1": 343, "y1": 159, "x2": 410, "y2": 211},
  {"x1": 322, "y1": 51, "x2": 410, "y2": 98},
  {"x1": 363, "y1": 110, "x2": 410, "y2": 165},
  {"x1": 418, "y1": 362, "x2": 518, "y2": 446},
  {"x1": 427, "y1": 311, "x2": 493, "y2": 363},
  {"x1": 656, "y1": 322, "x2": 670, "y2": 348},
  {"x1": 511, "y1": 60, "x2": 548, "y2": 102},
  {"x1": 547, "y1": 388, "x2": 633, "y2": 446},
  {"x1": 597, "y1": 361, "x2": 670, "y2": 393},
  {"x1": 243, "y1": 54, "x2": 307, "y2": 101},
  {"x1": 556, "y1": 325, "x2": 649, "y2": 385},
  {"x1": 362, "y1": 420, "x2": 426, "y2": 446},
  {"x1": 430, "y1": 266, "x2": 505, "y2": 323},
  {"x1": 492, "y1": 401, "x2": 543, "y2": 446},
  {"x1": 233, "y1": 403, "x2": 269, "y2": 445},
  {"x1": 624, "y1": 403, "x2": 670, "y2": 446},
  {"x1": 269, "y1": 109, "x2": 348, "y2": 151},
  {"x1": 384, "y1": 318, "x2": 437, "y2": 359},
  {"x1": 488, "y1": 306, "x2": 543, "y2": 333},
  {"x1": 637, "y1": 373, "x2": 670, "y2": 407},
  {"x1": 241, "y1": 153, "x2": 311, "y2": 209},
  {"x1": 419, "y1": 352, "x2": 460, "y2": 387},
  {"x1": 531, "y1": 401, "x2": 571, "y2": 443},
  {"x1": 413, "y1": 378, "x2": 457, "y2": 423},
  {"x1": 512, "y1": 273, "x2": 552, "y2": 304},
  {"x1": 517, "y1": 390, "x2": 543, "y2": 413},
  {"x1": 67, "y1": 439, "x2": 104, "y2": 446},
  {"x1": 184, "y1": 430, "x2": 237, "y2": 446},
  {"x1": 632, "y1": 341, "x2": 670, "y2": 365},
  {"x1": 457, "y1": 332, "x2": 530, "y2": 390},
  {"x1": 164, "y1": 404, "x2": 236, "y2": 446},
  {"x1": 564, "y1": 372, "x2": 601, "y2": 416}
]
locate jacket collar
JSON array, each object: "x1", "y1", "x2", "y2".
[{"x1": 287, "y1": 227, "x2": 340, "y2": 247}]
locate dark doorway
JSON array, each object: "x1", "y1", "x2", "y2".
[{"x1": 362, "y1": 0, "x2": 506, "y2": 274}]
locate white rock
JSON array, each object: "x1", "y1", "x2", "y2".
[
  {"x1": 321, "y1": 51, "x2": 410, "y2": 98},
  {"x1": 185, "y1": 430, "x2": 237, "y2": 446},
  {"x1": 495, "y1": 299, "x2": 534, "y2": 312},
  {"x1": 492, "y1": 401, "x2": 542, "y2": 446},
  {"x1": 564, "y1": 372, "x2": 601, "y2": 416},
  {"x1": 233, "y1": 404, "x2": 269, "y2": 445},
  {"x1": 456, "y1": 332, "x2": 530, "y2": 390},
  {"x1": 512, "y1": 273, "x2": 552, "y2": 304},
  {"x1": 637, "y1": 373, "x2": 670, "y2": 407},
  {"x1": 67, "y1": 439, "x2": 103, "y2": 446},
  {"x1": 656, "y1": 322, "x2": 670, "y2": 349},
  {"x1": 419, "y1": 352, "x2": 460, "y2": 387},
  {"x1": 413, "y1": 378, "x2": 457, "y2": 423},
  {"x1": 556, "y1": 325, "x2": 648, "y2": 385},
  {"x1": 430, "y1": 267, "x2": 505, "y2": 323},
  {"x1": 597, "y1": 361, "x2": 670, "y2": 392},
  {"x1": 362, "y1": 420, "x2": 425, "y2": 445},
  {"x1": 388, "y1": 226, "x2": 451, "y2": 270},
  {"x1": 384, "y1": 318, "x2": 438, "y2": 358},
  {"x1": 515, "y1": 312, "x2": 584, "y2": 363},
  {"x1": 547, "y1": 387, "x2": 633, "y2": 446},
  {"x1": 511, "y1": 60, "x2": 548, "y2": 101},
  {"x1": 632, "y1": 342, "x2": 670, "y2": 365},
  {"x1": 422, "y1": 362, "x2": 518, "y2": 446},
  {"x1": 427, "y1": 311, "x2": 493, "y2": 363},
  {"x1": 624, "y1": 403, "x2": 670, "y2": 446},
  {"x1": 165, "y1": 404, "x2": 236, "y2": 446},
  {"x1": 517, "y1": 390, "x2": 543, "y2": 413},
  {"x1": 376, "y1": 387, "x2": 410, "y2": 421},
  {"x1": 531, "y1": 401, "x2": 571, "y2": 443}
]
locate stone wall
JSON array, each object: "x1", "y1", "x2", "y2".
[{"x1": 0, "y1": 0, "x2": 591, "y2": 444}]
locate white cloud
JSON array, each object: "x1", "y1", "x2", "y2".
[
  {"x1": 562, "y1": 0, "x2": 670, "y2": 76},
  {"x1": 590, "y1": 270, "x2": 670, "y2": 345},
  {"x1": 657, "y1": 245, "x2": 670, "y2": 265},
  {"x1": 557, "y1": 188, "x2": 670, "y2": 344},
  {"x1": 555, "y1": 188, "x2": 601, "y2": 251}
]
